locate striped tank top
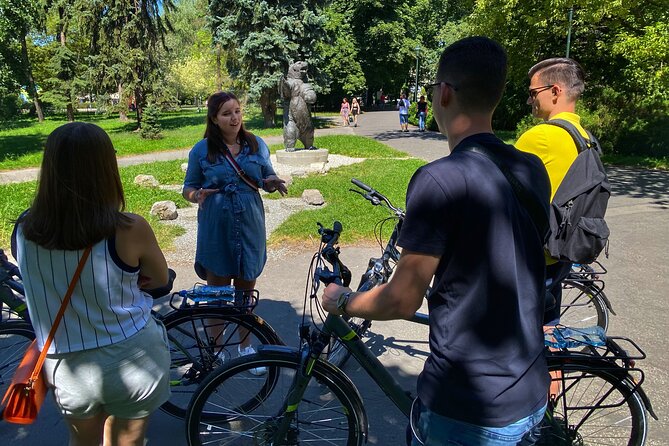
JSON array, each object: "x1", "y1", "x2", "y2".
[{"x1": 15, "y1": 227, "x2": 152, "y2": 354}]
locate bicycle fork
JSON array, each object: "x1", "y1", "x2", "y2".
[{"x1": 270, "y1": 326, "x2": 330, "y2": 445}]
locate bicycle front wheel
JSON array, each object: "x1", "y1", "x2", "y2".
[
  {"x1": 545, "y1": 357, "x2": 647, "y2": 445},
  {"x1": 0, "y1": 321, "x2": 35, "y2": 404},
  {"x1": 186, "y1": 348, "x2": 367, "y2": 446},
  {"x1": 559, "y1": 280, "x2": 609, "y2": 331},
  {"x1": 160, "y1": 310, "x2": 282, "y2": 418}
]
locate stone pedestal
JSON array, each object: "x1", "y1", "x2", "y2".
[{"x1": 275, "y1": 148, "x2": 329, "y2": 166}]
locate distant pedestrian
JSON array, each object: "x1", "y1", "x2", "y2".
[
  {"x1": 417, "y1": 95, "x2": 428, "y2": 131},
  {"x1": 340, "y1": 97, "x2": 351, "y2": 126},
  {"x1": 397, "y1": 93, "x2": 410, "y2": 132},
  {"x1": 351, "y1": 97, "x2": 361, "y2": 127}
]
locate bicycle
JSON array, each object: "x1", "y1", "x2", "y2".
[
  {"x1": 327, "y1": 179, "x2": 611, "y2": 369},
  {"x1": 0, "y1": 248, "x2": 283, "y2": 420},
  {"x1": 185, "y1": 218, "x2": 656, "y2": 446},
  {"x1": 559, "y1": 261, "x2": 614, "y2": 331}
]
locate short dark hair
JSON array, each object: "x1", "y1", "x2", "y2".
[
  {"x1": 20, "y1": 122, "x2": 131, "y2": 249},
  {"x1": 205, "y1": 91, "x2": 258, "y2": 163},
  {"x1": 435, "y1": 36, "x2": 507, "y2": 113},
  {"x1": 528, "y1": 58, "x2": 585, "y2": 101}
]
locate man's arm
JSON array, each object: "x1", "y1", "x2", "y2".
[{"x1": 322, "y1": 249, "x2": 439, "y2": 320}]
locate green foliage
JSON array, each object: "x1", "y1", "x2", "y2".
[
  {"x1": 469, "y1": 0, "x2": 669, "y2": 156},
  {"x1": 316, "y1": 6, "x2": 366, "y2": 100},
  {"x1": 140, "y1": 101, "x2": 163, "y2": 139},
  {"x1": 208, "y1": 0, "x2": 329, "y2": 125}
]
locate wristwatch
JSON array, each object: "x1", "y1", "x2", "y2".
[{"x1": 336, "y1": 291, "x2": 353, "y2": 317}]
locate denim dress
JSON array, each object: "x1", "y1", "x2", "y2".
[{"x1": 183, "y1": 136, "x2": 276, "y2": 280}]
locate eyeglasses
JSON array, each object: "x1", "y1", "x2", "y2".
[
  {"x1": 425, "y1": 81, "x2": 458, "y2": 100},
  {"x1": 528, "y1": 85, "x2": 554, "y2": 100}
]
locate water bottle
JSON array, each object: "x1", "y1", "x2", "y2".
[
  {"x1": 189, "y1": 284, "x2": 236, "y2": 303},
  {"x1": 544, "y1": 325, "x2": 606, "y2": 349}
]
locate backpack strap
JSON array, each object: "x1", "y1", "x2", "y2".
[
  {"x1": 543, "y1": 119, "x2": 603, "y2": 155},
  {"x1": 463, "y1": 144, "x2": 549, "y2": 241}
]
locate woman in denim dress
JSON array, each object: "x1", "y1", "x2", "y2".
[{"x1": 183, "y1": 92, "x2": 287, "y2": 365}]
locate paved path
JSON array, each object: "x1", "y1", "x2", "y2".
[{"x1": 2, "y1": 111, "x2": 667, "y2": 444}]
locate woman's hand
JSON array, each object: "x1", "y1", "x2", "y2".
[
  {"x1": 187, "y1": 187, "x2": 218, "y2": 205},
  {"x1": 263, "y1": 175, "x2": 288, "y2": 196}
]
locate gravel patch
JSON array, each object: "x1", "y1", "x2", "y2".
[{"x1": 161, "y1": 153, "x2": 364, "y2": 266}]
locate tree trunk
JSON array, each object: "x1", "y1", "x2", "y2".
[
  {"x1": 118, "y1": 83, "x2": 128, "y2": 121},
  {"x1": 20, "y1": 34, "x2": 44, "y2": 122},
  {"x1": 59, "y1": 9, "x2": 75, "y2": 122},
  {"x1": 134, "y1": 86, "x2": 143, "y2": 129},
  {"x1": 259, "y1": 88, "x2": 277, "y2": 128},
  {"x1": 216, "y1": 44, "x2": 223, "y2": 92}
]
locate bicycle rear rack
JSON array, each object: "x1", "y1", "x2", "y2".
[{"x1": 169, "y1": 285, "x2": 260, "y2": 311}]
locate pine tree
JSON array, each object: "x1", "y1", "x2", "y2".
[{"x1": 140, "y1": 102, "x2": 162, "y2": 139}]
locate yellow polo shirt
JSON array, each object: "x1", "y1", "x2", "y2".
[{"x1": 516, "y1": 112, "x2": 588, "y2": 264}]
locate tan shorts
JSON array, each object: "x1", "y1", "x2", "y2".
[{"x1": 43, "y1": 317, "x2": 171, "y2": 419}]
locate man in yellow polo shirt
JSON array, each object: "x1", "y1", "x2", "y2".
[{"x1": 516, "y1": 57, "x2": 590, "y2": 325}]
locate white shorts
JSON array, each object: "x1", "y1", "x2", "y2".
[{"x1": 43, "y1": 317, "x2": 171, "y2": 419}]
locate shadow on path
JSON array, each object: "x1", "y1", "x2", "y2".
[{"x1": 607, "y1": 166, "x2": 669, "y2": 206}]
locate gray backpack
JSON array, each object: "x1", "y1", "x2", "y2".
[{"x1": 543, "y1": 119, "x2": 610, "y2": 264}]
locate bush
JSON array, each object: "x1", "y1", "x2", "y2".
[
  {"x1": 140, "y1": 102, "x2": 163, "y2": 139},
  {"x1": 513, "y1": 104, "x2": 669, "y2": 158},
  {"x1": 0, "y1": 91, "x2": 22, "y2": 121}
]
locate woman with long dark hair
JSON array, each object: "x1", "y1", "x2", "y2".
[
  {"x1": 14, "y1": 122, "x2": 171, "y2": 446},
  {"x1": 182, "y1": 92, "x2": 286, "y2": 372}
]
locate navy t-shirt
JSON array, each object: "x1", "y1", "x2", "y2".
[{"x1": 398, "y1": 133, "x2": 551, "y2": 427}]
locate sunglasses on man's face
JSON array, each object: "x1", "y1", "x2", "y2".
[
  {"x1": 528, "y1": 84, "x2": 554, "y2": 100},
  {"x1": 425, "y1": 81, "x2": 458, "y2": 101}
]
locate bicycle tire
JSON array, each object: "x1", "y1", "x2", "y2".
[
  {"x1": 186, "y1": 348, "x2": 367, "y2": 446},
  {"x1": 559, "y1": 280, "x2": 609, "y2": 332},
  {"x1": 0, "y1": 321, "x2": 35, "y2": 408},
  {"x1": 544, "y1": 357, "x2": 647, "y2": 445},
  {"x1": 327, "y1": 316, "x2": 372, "y2": 368},
  {"x1": 159, "y1": 309, "x2": 282, "y2": 419}
]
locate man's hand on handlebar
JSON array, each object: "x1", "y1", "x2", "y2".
[{"x1": 322, "y1": 283, "x2": 352, "y2": 315}]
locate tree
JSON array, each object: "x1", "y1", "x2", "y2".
[
  {"x1": 164, "y1": 0, "x2": 223, "y2": 105},
  {"x1": 468, "y1": 0, "x2": 669, "y2": 155},
  {"x1": 209, "y1": 0, "x2": 329, "y2": 127},
  {"x1": 0, "y1": 0, "x2": 46, "y2": 121},
  {"x1": 81, "y1": 0, "x2": 174, "y2": 125}
]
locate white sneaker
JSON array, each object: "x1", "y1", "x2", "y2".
[{"x1": 238, "y1": 345, "x2": 267, "y2": 376}]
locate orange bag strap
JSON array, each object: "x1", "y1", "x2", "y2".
[{"x1": 29, "y1": 246, "x2": 92, "y2": 386}]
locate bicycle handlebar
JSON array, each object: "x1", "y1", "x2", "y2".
[
  {"x1": 350, "y1": 178, "x2": 404, "y2": 217},
  {"x1": 315, "y1": 221, "x2": 351, "y2": 287}
]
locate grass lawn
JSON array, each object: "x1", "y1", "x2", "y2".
[
  {"x1": 0, "y1": 106, "x2": 341, "y2": 171},
  {"x1": 0, "y1": 134, "x2": 422, "y2": 251},
  {"x1": 270, "y1": 158, "x2": 425, "y2": 245},
  {"x1": 0, "y1": 160, "x2": 189, "y2": 250}
]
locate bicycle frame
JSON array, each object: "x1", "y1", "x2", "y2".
[{"x1": 264, "y1": 313, "x2": 413, "y2": 442}]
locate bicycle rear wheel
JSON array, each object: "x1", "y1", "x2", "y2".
[
  {"x1": 0, "y1": 321, "x2": 35, "y2": 405},
  {"x1": 186, "y1": 348, "x2": 367, "y2": 446},
  {"x1": 544, "y1": 358, "x2": 647, "y2": 445},
  {"x1": 160, "y1": 310, "x2": 282, "y2": 419},
  {"x1": 559, "y1": 280, "x2": 609, "y2": 331}
]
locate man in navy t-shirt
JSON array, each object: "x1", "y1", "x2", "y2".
[{"x1": 323, "y1": 36, "x2": 551, "y2": 445}]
